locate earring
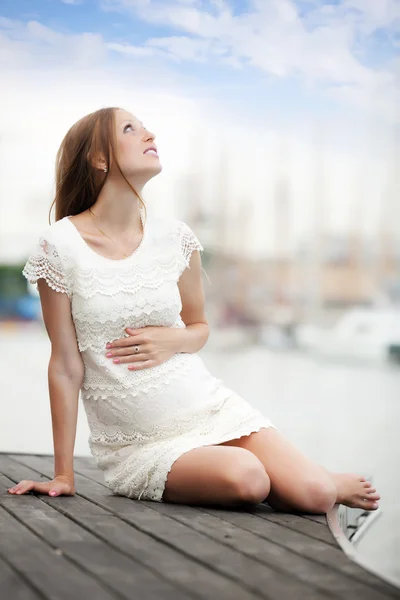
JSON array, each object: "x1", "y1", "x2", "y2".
[{"x1": 103, "y1": 167, "x2": 108, "y2": 172}]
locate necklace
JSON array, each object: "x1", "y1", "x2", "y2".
[{"x1": 88, "y1": 207, "x2": 143, "y2": 259}]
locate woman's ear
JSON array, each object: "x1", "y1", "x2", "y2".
[{"x1": 87, "y1": 151, "x2": 107, "y2": 172}]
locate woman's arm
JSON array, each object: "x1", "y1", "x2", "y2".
[
  {"x1": 40, "y1": 279, "x2": 84, "y2": 480},
  {"x1": 8, "y1": 279, "x2": 84, "y2": 496},
  {"x1": 176, "y1": 249, "x2": 209, "y2": 353}
]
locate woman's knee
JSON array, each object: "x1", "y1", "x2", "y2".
[{"x1": 226, "y1": 454, "x2": 271, "y2": 505}]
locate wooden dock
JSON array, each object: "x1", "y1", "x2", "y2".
[{"x1": 1, "y1": 453, "x2": 399, "y2": 600}]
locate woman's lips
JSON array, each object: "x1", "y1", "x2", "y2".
[{"x1": 144, "y1": 148, "x2": 158, "y2": 157}]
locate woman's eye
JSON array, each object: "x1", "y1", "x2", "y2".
[{"x1": 124, "y1": 124, "x2": 133, "y2": 132}]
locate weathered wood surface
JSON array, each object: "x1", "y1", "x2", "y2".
[{"x1": 0, "y1": 453, "x2": 399, "y2": 600}]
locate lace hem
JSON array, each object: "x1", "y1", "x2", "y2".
[
  {"x1": 177, "y1": 221, "x2": 203, "y2": 273},
  {"x1": 72, "y1": 257, "x2": 181, "y2": 298},
  {"x1": 72, "y1": 298, "x2": 181, "y2": 325},
  {"x1": 22, "y1": 234, "x2": 72, "y2": 298},
  {"x1": 23, "y1": 257, "x2": 71, "y2": 296},
  {"x1": 85, "y1": 380, "x2": 230, "y2": 445},
  {"x1": 74, "y1": 310, "x2": 183, "y2": 352},
  {"x1": 82, "y1": 353, "x2": 193, "y2": 401}
]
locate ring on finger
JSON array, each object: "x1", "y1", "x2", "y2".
[{"x1": 134, "y1": 345, "x2": 140, "y2": 354}]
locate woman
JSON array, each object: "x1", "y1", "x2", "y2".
[{"x1": 8, "y1": 107, "x2": 380, "y2": 512}]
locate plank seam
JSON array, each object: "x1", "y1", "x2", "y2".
[
  {"x1": 0, "y1": 542, "x2": 48, "y2": 600},
  {"x1": 0, "y1": 478, "x2": 128, "y2": 600},
  {"x1": 254, "y1": 511, "x2": 338, "y2": 548}
]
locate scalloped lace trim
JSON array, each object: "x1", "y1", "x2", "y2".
[
  {"x1": 72, "y1": 255, "x2": 182, "y2": 298},
  {"x1": 178, "y1": 221, "x2": 204, "y2": 271},
  {"x1": 22, "y1": 239, "x2": 72, "y2": 298},
  {"x1": 72, "y1": 297, "x2": 181, "y2": 324},
  {"x1": 83, "y1": 373, "x2": 229, "y2": 446},
  {"x1": 82, "y1": 352, "x2": 193, "y2": 400},
  {"x1": 74, "y1": 309, "x2": 182, "y2": 352}
]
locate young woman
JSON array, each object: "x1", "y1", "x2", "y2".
[{"x1": 8, "y1": 107, "x2": 380, "y2": 513}]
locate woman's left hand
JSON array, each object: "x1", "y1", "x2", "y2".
[{"x1": 105, "y1": 326, "x2": 181, "y2": 370}]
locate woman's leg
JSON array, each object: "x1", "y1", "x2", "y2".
[
  {"x1": 219, "y1": 427, "x2": 380, "y2": 514},
  {"x1": 162, "y1": 445, "x2": 271, "y2": 506}
]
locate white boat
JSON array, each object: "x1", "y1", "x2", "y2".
[{"x1": 296, "y1": 307, "x2": 400, "y2": 364}]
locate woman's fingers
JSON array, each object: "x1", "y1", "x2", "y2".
[
  {"x1": 110, "y1": 345, "x2": 149, "y2": 361},
  {"x1": 8, "y1": 480, "x2": 37, "y2": 494},
  {"x1": 8, "y1": 480, "x2": 65, "y2": 496}
]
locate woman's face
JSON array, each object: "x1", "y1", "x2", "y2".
[{"x1": 113, "y1": 108, "x2": 162, "y2": 181}]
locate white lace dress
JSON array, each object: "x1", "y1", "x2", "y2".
[{"x1": 22, "y1": 207, "x2": 276, "y2": 501}]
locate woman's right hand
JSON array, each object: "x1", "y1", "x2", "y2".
[{"x1": 7, "y1": 475, "x2": 75, "y2": 497}]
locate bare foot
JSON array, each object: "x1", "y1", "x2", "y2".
[{"x1": 331, "y1": 473, "x2": 380, "y2": 510}]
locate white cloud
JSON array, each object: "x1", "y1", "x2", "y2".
[
  {"x1": 146, "y1": 35, "x2": 229, "y2": 62},
  {"x1": 106, "y1": 41, "x2": 156, "y2": 56},
  {"x1": 0, "y1": 18, "x2": 107, "y2": 68},
  {"x1": 101, "y1": 0, "x2": 400, "y2": 120},
  {"x1": 343, "y1": 0, "x2": 400, "y2": 32}
]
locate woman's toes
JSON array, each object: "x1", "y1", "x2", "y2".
[
  {"x1": 363, "y1": 481, "x2": 372, "y2": 488},
  {"x1": 367, "y1": 492, "x2": 380, "y2": 500}
]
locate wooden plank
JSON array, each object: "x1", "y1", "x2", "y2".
[
  {"x1": 68, "y1": 456, "x2": 400, "y2": 597},
  {"x1": 0, "y1": 554, "x2": 43, "y2": 600},
  {"x1": 146, "y1": 500, "x2": 395, "y2": 600},
  {"x1": 2, "y1": 456, "x2": 260, "y2": 600},
  {"x1": 8, "y1": 455, "x2": 400, "y2": 599},
  {"x1": 21, "y1": 454, "x2": 400, "y2": 598},
  {"x1": 8, "y1": 455, "x2": 335, "y2": 600},
  {"x1": 255, "y1": 506, "x2": 338, "y2": 547},
  {"x1": 302, "y1": 514, "x2": 329, "y2": 525},
  {"x1": 0, "y1": 497, "x2": 117, "y2": 599},
  {"x1": 0, "y1": 467, "x2": 188, "y2": 600},
  {"x1": 44, "y1": 454, "x2": 400, "y2": 597},
  {"x1": 192, "y1": 504, "x2": 400, "y2": 598}
]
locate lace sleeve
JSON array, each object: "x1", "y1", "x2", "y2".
[
  {"x1": 22, "y1": 232, "x2": 72, "y2": 298},
  {"x1": 177, "y1": 221, "x2": 204, "y2": 272}
]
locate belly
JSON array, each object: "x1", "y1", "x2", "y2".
[{"x1": 81, "y1": 352, "x2": 230, "y2": 437}]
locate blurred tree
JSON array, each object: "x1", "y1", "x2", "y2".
[{"x1": 0, "y1": 265, "x2": 27, "y2": 299}]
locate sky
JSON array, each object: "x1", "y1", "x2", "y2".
[{"x1": 0, "y1": 0, "x2": 399, "y2": 259}]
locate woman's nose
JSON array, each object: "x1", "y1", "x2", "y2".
[{"x1": 144, "y1": 127, "x2": 155, "y2": 140}]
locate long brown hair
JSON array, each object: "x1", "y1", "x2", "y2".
[{"x1": 48, "y1": 107, "x2": 146, "y2": 224}]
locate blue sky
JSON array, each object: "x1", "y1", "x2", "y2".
[{"x1": 1, "y1": 0, "x2": 399, "y2": 127}]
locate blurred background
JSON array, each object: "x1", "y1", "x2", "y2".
[{"x1": 0, "y1": 0, "x2": 399, "y2": 586}]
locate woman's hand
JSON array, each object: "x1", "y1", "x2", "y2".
[
  {"x1": 7, "y1": 475, "x2": 75, "y2": 497},
  {"x1": 105, "y1": 326, "x2": 182, "y2": 370}
]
